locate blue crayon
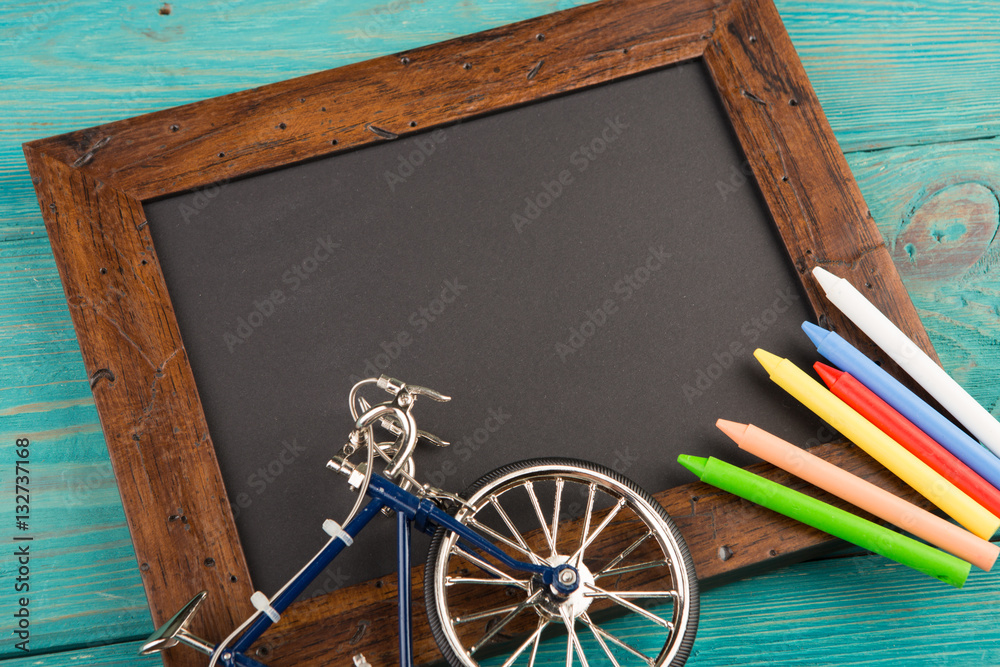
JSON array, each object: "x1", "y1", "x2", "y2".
[{"x1": 802, "y1": 321, "x2": 1000, "y2": 491}]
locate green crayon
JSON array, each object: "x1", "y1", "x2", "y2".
[{"x1": 678, "y1": 454, "x2": 970, "y2": 588}]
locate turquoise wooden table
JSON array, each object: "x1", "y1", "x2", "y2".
[{"x1": 4, "y1": 1, "x2": 1000, "y2": 664}]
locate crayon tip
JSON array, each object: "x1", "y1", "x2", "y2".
[
  {"x1": 801, "y1": 321, "x2": 832, "y2": 348},
  {"x1": 813, "y1": 361, "x2": 843, "y2": 389},
  {"x1": 716, "y1": 419, "x2": 749, "y2": 444},
  {"x1": 811, "y1": 266, "x2": 841, "y2": 293},
  {"x1": 753, "y1": 348, "x2": 783, "y2": 374},
  {"x1": 677, "y1": 454, "x2": 707, "y2": 478}
]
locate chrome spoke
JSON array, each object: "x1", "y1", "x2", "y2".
[
  {"x1": 579, "y1": 612, "x2": 653, "y2": 667},
  {"x1": 500, "y1": 618, "x2": 551, "y2": 667},
  {"x1": 469, "y1": 516, "x2": 542, "y2": 565},
  {"x1": 454, "y1": 602, "x2": 522, "y2": 625},
  {"x1": 525, "y1": 481, "x2": 557, "y2": 556},
  {"x1": 470, "y1": 589, "x2": 544, "y2": 654},
  {"x1": 595, "y1": 559, "x2": 670, "y2": 580},
  {"x1": 586, "y1": 589, "x2": 679, "y2": 600},
  {"x1": 571, "y1": 497, "x2": 626, "y2": 565},
  {"x1": 579, "y1": 483, "x2": 596, "y2": 555},
  {"x1": 584, "y1": 584, "x2": 674, "y2": 630},
  {"x1": 560, "y1": 607, "x2": 590, "y2": 667},
  {"x1": 593, "y1": 530, "x2": 653, "y2": 577},
  {"x1": 489, "y1": 495, "x2": 542, "y2": 564},
  {"x1": 528, "y1": 618, "x2": 545, "y2": 667},
  {"x1": 451, "y1": 545, "x2": 521, "y2": 585},
  {"x1": 446, "y1": 576, "x2": 530, "y2": 590},
  {"x1": 551, "y1": 477, "x2": 564, "y2": 550},
  {"x1": 578, "y1": 612, "x2": 623, "y2": 667}
]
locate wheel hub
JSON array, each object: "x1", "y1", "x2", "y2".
[{"x1": 533, "y1": 555, "x2": 595, "y2": 620}]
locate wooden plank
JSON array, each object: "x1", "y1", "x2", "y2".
[
  {"x1": 21, "y1": 0, "x2": 934, "y2": 663},
  {"x1": 847, "y1": 138, "x2": 1000, "y2": 417},
  {"x1": 689, "y1": 553, "x2": 1000, "y2": 666},
  {"x1": 0, "y1": 234, "x2": 152, "y2": 659},
  {"x1": 2, "y1": 0, "x2": 1000, "y2": 665},
  {"x1": 1, "y1": 641, "x2": 159, "y2": 666},
  {"x1": 778, "y1": 0, "x2": 1000, "y2": 152}
]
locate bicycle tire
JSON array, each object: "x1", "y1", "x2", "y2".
[{"x1": 425, "y1": 457, "x2": 699, "y2": 667}]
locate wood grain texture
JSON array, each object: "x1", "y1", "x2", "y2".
[
  {"x1": 848, "y1": 139, "x2": 1000, "y2": 421},
  {"x1": 778, "y1": 0, "x2": 1000, "y2": 152},
  {"x1": 4, "y1": 1, "x2": 1000, "y2": 666},
  {"x1": 19, "y1": 0, "x2": 935, "y2": 663},
  {"x1": 0, "y1": 641, "x2": 160, "y2": 666}
]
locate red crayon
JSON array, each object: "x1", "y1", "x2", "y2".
[{"x1": 816, "y1": 361, "x2": 1000, "y2": 520}]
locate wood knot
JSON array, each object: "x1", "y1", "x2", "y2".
[{"x1": 895, "y1": 182, "x2": 998, "y2": 281}]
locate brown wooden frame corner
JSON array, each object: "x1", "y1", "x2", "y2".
[{"x1": 23, "y1": 0, "x2": 933, "y2": 665}]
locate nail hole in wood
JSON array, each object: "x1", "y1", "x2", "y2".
[
  {"x1": 409, "y1": 121, "x2": 417, "y2": 127},
  {"x1": 169, "y1": 124, "x2": 179, "y2": 132},
  {"x1": 278, "y1": 122, "x2": 287, "y2": 130},
  {"x1": 400, "y1": 56, "x2": 410, "y2": 65},
  {"x1": 331, "y1": 139, "x2": 338, "y2": 145},
  {"x1": 536, "y1": 33, "x2": 545, "y2": 41},
  {"x1": 99, "y1": 267, "x2": 107, "y2": 275},
  {"x1": 140, "y1": 562, "x2": 150, "y2": 571},
  {"x1": 749, "y1": 35, "x2": 757, "y2": 43},
  {"x1": 789, "y1": 98, "x2": 799, "y2": 106},
  {"x1": 230, "y1": 574, "x2": 238, "y2": 583},
  {"x1": 204, "y1": 557, "x2": 216, "y2": 567},
  {"x1": 462, "y1": 62, "x2": 472, "y2": 70}
]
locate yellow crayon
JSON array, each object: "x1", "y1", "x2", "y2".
[{"x1": 754, "y1": 349, "x2": 1000, "y2": 540}]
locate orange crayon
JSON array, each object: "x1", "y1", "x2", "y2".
[{"x1": 717, "y1": 419, "x2": 998, "y2": 571}]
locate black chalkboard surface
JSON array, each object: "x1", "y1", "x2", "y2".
[{"x1": 145, "y1": 61, "x2": 824, "y2": 596}]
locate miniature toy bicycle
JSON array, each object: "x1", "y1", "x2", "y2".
[{"x1": 141, "y1": 376, "x2": 699, "y2": 666}]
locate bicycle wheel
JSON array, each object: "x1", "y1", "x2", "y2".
[{"x1": 425, "y1": 458, "x2": 698, "y2": 667}]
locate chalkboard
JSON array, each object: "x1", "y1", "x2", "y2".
[
  {"x1": 145, "y1": 61, "x2": 822, "y2": 595},
  {"x1": 27, "y1": 0, "x2": 937, "y2": 662}
]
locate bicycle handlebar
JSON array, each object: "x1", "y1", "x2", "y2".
[{"x1": 355, "y1": 403, "x2": 418, "y2": 478}]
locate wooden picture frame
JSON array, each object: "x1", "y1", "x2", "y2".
[{"x1": 23, "y1": 0, "x2": 934, "y2": 665}]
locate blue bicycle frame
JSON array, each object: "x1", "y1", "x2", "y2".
[{"x1": 212, "y1": 472, "x2": 574, "y2": 667}]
